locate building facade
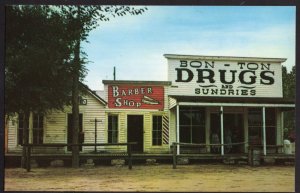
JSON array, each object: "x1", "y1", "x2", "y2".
[
  {"x1": 5, "y1": 54, "x2": 295, "y2": 157},
  {"x1": 102, "y1": 80, "x2": 171, "y2": 153},
  {"x1": 165, "y1": 54, "x2": 294, "y2": 155},
  {"x1": 6, "y1": 85, "x2": 107, "y2": 154}
]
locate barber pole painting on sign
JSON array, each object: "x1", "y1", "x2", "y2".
[{"x1": 108, "y1": 85, "x2": 164, "y2": 110}]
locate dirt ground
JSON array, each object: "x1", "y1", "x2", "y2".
[{"x1": 4, "y1": 164, "x2": 295, "y2": 192}]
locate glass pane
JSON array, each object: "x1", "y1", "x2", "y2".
[
  {"x1": 18, "y1": 129, "x2": 23, "y2": 145},
  {"x1": 180, "y1": 126, "x2": 191, "y2": 143},
  {"x1": 266, "y1": 126, "x2": 276, "y2": 145},
  {"x1": 248, "y1": 126, "x2": 262, "y2": 145},
  {"x1": 108, "y1": 131, "x2": 112, "y2": 143},
  {"x1": 180, "y1": 111, "x2": 192, "y2": 126},
  {"x1": 108, "y1": 115, "x2": 118, "y2": 143},
  {"x1": 33, "y1": 129, "x2": 38, "y2": 144},
  {"x1": 39, "y1": 130, "x2": 43, "y2": 144},
  {"x1": 152, "y1": 116, "x2": 162, "y2": 145},
  {"x1": 18, "y1": 114, "x2": 24, "y2": 128},
  {"x1": 248, "y1": 108, "x2": 262, "y2": 126},
  {"x1": 266, "y1": 108, "x2": 276, "y2": 126},
  {"x1": 192, "y1": 126, "x2": 205, "y2": 143},
  {"x1": 112, "y1": 130, "x2": 118, "y2": 143}
]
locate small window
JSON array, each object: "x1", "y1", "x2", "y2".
[
  {"x1": 152, "y1": 115, "x2": 162, "y2": 145},
  {"x1": 18, "y1": 114, "x2": 28, "y2": 145},
  {"x1": 108, "y1": 115, "x2": 118, "y2": 143},
  {"x1": 33, "y1": 114, "x2": 44, "y2": 144}
]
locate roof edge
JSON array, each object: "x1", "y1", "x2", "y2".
[
  {"x1": 80, "y1": 82, "x2": 107, "y2": 105},
  {"x1": 102, "y1": 80, "x2": 172, "y2": 86},
  {"x1": 164, "y1": 54, "x2": 287, "y2": 63}
]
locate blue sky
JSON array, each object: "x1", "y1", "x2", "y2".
[{"x1": 82, "y1": 6, "x2": 295, "y2": 90}]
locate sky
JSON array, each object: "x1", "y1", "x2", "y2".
[{"x1": 82, "y1": 6, "x2": 296, "y2": 91}]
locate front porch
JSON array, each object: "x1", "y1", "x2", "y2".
[{"x1": 5, "y1": 142, "x2": 294, "y2": 171}]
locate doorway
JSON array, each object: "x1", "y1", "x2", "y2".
[
  {"x1": 67, "y1": 113, "x2": 83, "y2": 151},
  {"x1": 127, "y1": 115, "x2": 144, "y2": 153}
]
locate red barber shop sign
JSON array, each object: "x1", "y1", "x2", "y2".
[{"x1": 108, "y1": 85, "x2": 164, "y2": 110}]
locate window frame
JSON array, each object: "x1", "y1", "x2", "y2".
[
  {"x1": 32, "y1": 114, "x2": 44, "y2": 144},
  {"x1": 152, "y1": 115, "x2": 163, "y2": 146},
  {"x1": 108, "y1": 114, "x2": 119, "y2": 143},
  {"x1": 179, "y1": 106, "x2": 206, "y2": 143}
]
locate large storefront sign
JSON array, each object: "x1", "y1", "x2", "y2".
[
  {"x1": 168, "y1": 59, "x2": 283, "y2": 97},
  {"x1": 108, "y1": 85, "x2": 164, "y2": 109}
]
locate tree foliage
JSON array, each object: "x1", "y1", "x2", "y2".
[
  {"x1": 282, "y1": 65, "x2": 296, "y2": 99},
  {"x1": 57, "y1": 5, "x2": 147, "y2": 168},
  {"x1": 282, "y1": 65, "x2": 296, "y2": 141},
  {"x1": 5, "y1": 5, "x2": 77, "y2": 116},
  {"x1": 5, "y1": 5, "x2": 147, "y2": 168},
  {"x1": 5, "y1": 5, "x2": 82, "y2": 168}
]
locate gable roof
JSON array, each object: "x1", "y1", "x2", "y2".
[{"x1": 80, "y1": 82, "x2": 107, "y2": 105}]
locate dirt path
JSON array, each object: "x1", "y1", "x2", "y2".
[{"x1": 5, "y1": 164, "x2": 295, "y2": 192}]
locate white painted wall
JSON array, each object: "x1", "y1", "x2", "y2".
[{"x1": 167, "y1": 58, "x2": 283, "y2": 97}]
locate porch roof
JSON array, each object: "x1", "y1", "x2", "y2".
[{"x1": 169, "y1": 95, "x2": 295, "y2": 108}]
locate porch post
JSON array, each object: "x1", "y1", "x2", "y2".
[
  {"x1": 176, "y1": 104, "x2": 180, "y2": 155},
  {"x1": 262, "y1": 107, "x2": 266, "y2": 156},
  {"x1": 220, "y1": 106, "x2": 224, "y2": 155},
  {"x1": 29, "y1": 112, "x2": 33, "y2": 143}
]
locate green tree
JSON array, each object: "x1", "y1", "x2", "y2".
[
  {"x1": 59, "y1": 5, "x2": 147, "y2": 168},
  {"x1": 5, "y1": 5, "x2": 77, "y2": 167},
  {"x1": 282, "y1": 65, "x2": 296, "y2": 140}
]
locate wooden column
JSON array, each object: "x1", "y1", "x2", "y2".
[
  {"x1": 244, "y1": 107, "x2": 248, "y2": 153},
  {"x1": 176, "y1": 104, "x2": 180, "y2": 155},
  {"x1": 29, "y1": 112, "x2": 33, "y2": 143},
  {"x1": 262, "y1": 107, "x2": 266, "y2": 156},
  {"x1": 5, "y1": 115, "x2": 8, "y2": 153},
  {"x1": 205, "y1": 108, "x2": 211, "y2": 153},
  {"x1": 220, "y1": 106, "x2": 224, "y2": 155}
]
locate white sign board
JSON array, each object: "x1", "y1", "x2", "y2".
[{"x1": 168, "y1": 58, "x2": 283, "y2": 97}]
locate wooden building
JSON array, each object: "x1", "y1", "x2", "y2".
[
  {"x1": 5, "y1": 54, "x2": 295, "y2": 163},
  {"x1": 6, "y1": 84, "x2": 107, "y2": 154},
  {"x1": 102, "y1": 80, "x2": 171, "y2": 153},
  {"x1": 165, "y1": 54, "x2": 295, "y2": 156}
]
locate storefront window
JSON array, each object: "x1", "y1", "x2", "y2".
[
  {"x1": 248, "y1": 108, "x2": 262, "y2": 145},
  {"x1": 108, "y1": 115, "x2": 118, "y2": 143},
  {"x1": 179, "y1": 106, "x2": 205, "y2": 143},
  {"x1": 266, "y1": 108, "x2": 276, "y2": 145},
  {"x1": 152, "y1": 115, "x2": 162, "y2": 145},
  {"x1": 248, "y1": 108, "x2": 276, "y2": 145}
]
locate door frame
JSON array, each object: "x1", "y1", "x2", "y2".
[
  {"x1": 127, "y1": 114, "x2": 144, "y2": 153},
  {"x1": 66, "y1": 113, "x2": 84, "y2": 152}
]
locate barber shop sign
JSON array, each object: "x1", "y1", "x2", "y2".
[
  {"x1": 108, "y1": 85, "x2": 164, "y2": 109},
  {"x1": 168, "y1": 59, "x2": 283, "y2": 97}
]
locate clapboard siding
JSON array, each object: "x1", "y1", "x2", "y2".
[
  {"x1": 144, "y1": 111, "x2": 169, "y2": 153},
  {"x1": 169, "y1": 97, "x2": 177, "y2": 109},
  {"x1": 103, "y1": 83, "x2": 171, "y2": 153},
  {"x1": 6, "y1": 90, "x2": 106, "y2": 154},
  {"x1": 7, "y1": 115, "x2": 20, "y2": 153}
]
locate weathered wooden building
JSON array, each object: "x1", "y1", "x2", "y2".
[
  {"x1": 5, "y1": 54, "x2": 295, "y2": 163},
  {"x1": 5, "y1": 84, "x2": 107, "y2": 154},
  {"x1": 165, "y1": 54, "x2": 295, "y2": 156},
  {"x1": 102, "y1": 80, "x2": 171, "y2": 153}
]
